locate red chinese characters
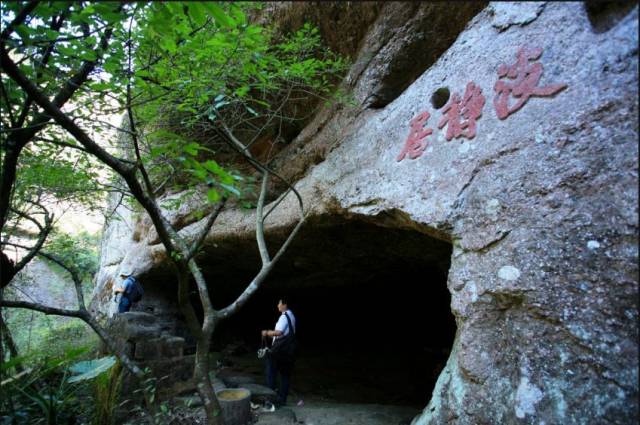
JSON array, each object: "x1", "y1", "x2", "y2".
[
  {"x1": 396, "y1": 45, "x2": 567, "y2": 162},
  {"x1": 494, "y1": 46, "x2": 567, "y2": 120},
  {"x1": 396, "y1": 111, "x2": 432, "y2": 162},
  {"x1": 438, "y1": 82, "x2": 485, "y2": 141}
]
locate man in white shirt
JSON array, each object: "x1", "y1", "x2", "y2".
[{"x1": 261, "y1": 297, "x2": 296, "y2": 406}]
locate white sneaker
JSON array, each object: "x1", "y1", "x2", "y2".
[{"x1": 261, "y1": 402, "x2": 276, "y2": 412}]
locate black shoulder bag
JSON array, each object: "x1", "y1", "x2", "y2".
[{"x1": 270, "y1": 312, "x2": 296, "y2": 363}]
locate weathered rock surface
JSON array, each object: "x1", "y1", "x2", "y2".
[{"x1": 93, "y1": 2, "x2": 639, "y2": 424}]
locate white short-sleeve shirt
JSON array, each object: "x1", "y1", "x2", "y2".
[{"x1": 273, "y1": 309, "x2": 296, "y2": 343}]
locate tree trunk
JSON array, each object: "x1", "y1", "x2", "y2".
[
  {"x1": 176, "y1": 269, "x2": 223, "y2": 424},
  {"x1": 0, "y1": 288, "x2": 21, "y2": 372},
  {"x1": 0, "y1": 313, "x2": 19, "y2": 361},
  {"x1": 195, "y1": 331, "x2": 223, "y2": 425},
  {"x1": 0, "y1": 309, "x2": 22, "y2": 382}
]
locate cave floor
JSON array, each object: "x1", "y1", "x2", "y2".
[
  {"x1": 284, "y1": 402, "x2": 418, "y2": 425},
  {"x1": 216, "y1": 351, "x2": 425, "y2": 424},
  {"x1": 221, "y1": 350, "x2": 436, "y2": 405},
  {"x1": 163, "y1": 350, "x2": 426, "y2": 424}
]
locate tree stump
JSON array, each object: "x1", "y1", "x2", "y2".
[{"x1": 216, "y1": 388, "x2": 251, "y2": 425}]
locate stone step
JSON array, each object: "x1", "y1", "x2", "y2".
[
  {"x1": 221, "y1": 374, "x2": 257, "y2": 388},
  {"x1": 241, "y1": 383, "x2": 278, "y2": 404}
]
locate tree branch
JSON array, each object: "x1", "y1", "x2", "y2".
[
  {"x1": 0, "y1": 299, "x2": 85, "y2": 319},
  {"x1": 187, "y1": 198, "x2": 227, "y2": 261},
  {"x1": 32, "y1": 136, "x2": 90, "y2": 154},
  {"x1": 40, "y1": 250, "x2": 85, "y2": 309},
  {"x1": 9, "y1": 207, "x2": 45, "y2": 232},
  {"x1": 0, "y1": 79, "x2": 16, "y2": 127},
  {"x1": 0, "y1": 20, "x2": 116, "y2": 233},
  {"x1": 255, "y1": 172, "x2": 270, "y2": 264},
  {"x1": 0, "y1": 1, "x2": 39, "y2": 42},
  {"x1": 218, "y1": 206, "x2": 305, "y2": 320},
  {"x1": 3, "y1": 210, "x2": 53, "y2": 288},
  {"x1": 16, "y1": 5, "x2": 72, "y2": 128},
  {"x1": 0, "y1": 46, "x2": 182, "y2": 257}
]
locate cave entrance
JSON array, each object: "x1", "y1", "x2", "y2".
[{"x1": 207, "y1": 216, "x2": 456, "y2": 408}]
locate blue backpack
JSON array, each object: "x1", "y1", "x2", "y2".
[{"x1": 126, "y1": 277, "x2": 144, "y2": 303}]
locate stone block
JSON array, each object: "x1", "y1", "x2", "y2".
[
  {"x1": 241, "y1": 383, "x2": 278, "y2": 404},
  {"x1": 221, "y1": 374, "x2": 257, "y2": 388},
  {"x1": 144, "y1": 354, "x2": 195, "y2": 383},
  {"x1": 134, "y1": 337, "x2": 163, "y2": 360},
  {"x1": 160, "y1": 336, "x2": 184, "y2": 358},
  {"x1": 124, "y1": 324, "x2": 161, "y2": 340},
  {"x1": 119, "y1": 311, "x2": 159, "y2": 327}
]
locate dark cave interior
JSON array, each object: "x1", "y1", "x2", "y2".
[
  {"x1": 139, "y1": 217, "x2": 456, "y2": 407},
  {"x1": 204, "y1": 219, "x2": 456, "y2": 407}
]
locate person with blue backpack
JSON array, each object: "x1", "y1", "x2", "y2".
[{"x1": 114, "y1": 270, "x2": 143, "y2": 313}]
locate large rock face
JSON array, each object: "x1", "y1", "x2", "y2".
[{"x1": 92, "y1": 2, "x2": 639, "y2": 424}]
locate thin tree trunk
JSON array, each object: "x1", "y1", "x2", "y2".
[
  {"x1": 195, "y1": 328, "x2": 223, "y2": 425},
  {"x1": 0, "y1": 287, "x2": 21, "y2": 372},
  {"x1": 176, "y1": 269, "x2": 223, "y2": 424},
  {"x1": 0, "y1": 312, "x2": 19, "y2": 362}
]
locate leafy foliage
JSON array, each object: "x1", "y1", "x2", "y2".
[
  {"x1": 91, "y1": 360, "x2": 122, "y2": 425},
  {"x1": 44, "y1": 230, "x2": 100, "y2": 280},
  {"x1": 68, "y1": 356, "x2": 116, "y2": 383},
  {"x1": 4, "y1": 307, "x2": 98, "y2": 359},
  {"x1": 12, "y1": 141, "x2": 106, "y2": 210},
  {"x1": 1, "y1": 0, "x2": 347, "y2": 228},
  {"x1": 0, "y1": 346, "x2": 95, "y2": 425},
  {"x1": 129, "y1": 3, "x2": 348, "y2": 200}
]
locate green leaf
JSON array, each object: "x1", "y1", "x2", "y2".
[
  {"x1": 44, "y1": 29, "x2": 60, "y2": 41},
  {"x1": 160, "y1": 36, "x2": 177, "y2": 53},
  {"x1": 94, "y1": 3, "x2": 123, "y2": 23},
  {"x1": 68, "y1": 356, "x2": 116, "y2": 383},
  {"x1": 15, "y1": 24, "x2": 33, "y2": 40},
  {"x1": 207, "y1": 188, "x2": 221, "y2": 203},
  {"x1": 235, "y1": 85, "x2": 249, "y2": 97},
  {"x1": 203, "y1": 3, "x2": 235, "y2": 28},
  {"x1": 183, "y1": 142, "x2": 200, "y2": 156},
  {"x1": 165, "y1": 2, "x2": 184, "y2": 16},
  {"x1": 188, "y1": 3, "x2": 207, "y2": 27},
  {"x1": 220, "y1": 183, "x2": 240, "y2": 196},
  {"x1": 89, "y1": 82, "x2": 111, "y2": 91},
  {"x1": 78, "y1": 50, "x2": 98, "y2": 61},
  {"x1": 57, "y1": 45, "x2": 77, "y2": 56},
  {"x1": 203, "y1": 160, "x2": 222, "y2": 174}
]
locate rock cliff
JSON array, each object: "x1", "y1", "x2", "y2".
[{"x1": 92, "y1": 2, "x2": 639, "y2": 424}]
